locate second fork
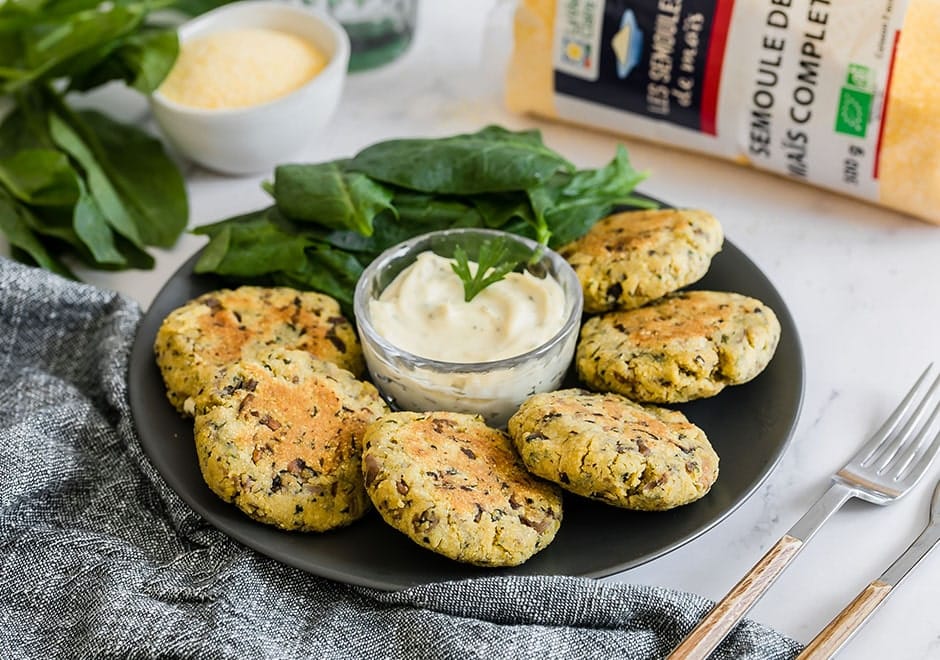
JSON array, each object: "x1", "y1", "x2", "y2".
[{"x1": 667, "y1": 364, "x2": 940, "y2": 660}]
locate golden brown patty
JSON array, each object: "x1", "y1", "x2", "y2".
[
  {"x1": 508, "y1": 389, "x2": 718, "y2": 511},
  {"x1": 576, "y1": 290, "x2": 781, "y2": 403},
  {"x1": 558, "y1": 209, "x2": 723, "y2": 313},
  {"x1": 155, "y1": 286, "x2": 362, "y2": 415},
  {"x1": 362, "y1": 411, "x2": 563, "y2": 566},
  {"x1": 194, "y1": 348, "x2": 388, "y2": 532}
]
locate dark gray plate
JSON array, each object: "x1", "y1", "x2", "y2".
[{"x1": 129, "y1": 237, "x2": 804, "y2": 590}]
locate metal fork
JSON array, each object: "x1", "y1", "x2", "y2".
[
  {"x1": 797, "y1": 476, "x2": 940, "y2": 658},
  {"x1": 668, "y1": 364, "x2": 940, "y2": 660}
]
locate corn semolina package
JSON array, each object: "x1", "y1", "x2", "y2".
[{"x1": 506, "y1": 0, "x2": 940, "y2": 224}]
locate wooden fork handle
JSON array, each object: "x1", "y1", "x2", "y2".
[
  {"x1": 796, "y1": 580, "x2": 893, "y2": 659},
  {"x1": 668, "y1": 534, "x2": 804, "y2": 660}
]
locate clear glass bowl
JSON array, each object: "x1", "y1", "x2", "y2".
[{"x1": 353, "y1": 228, "x2": 583, "y2": 427}]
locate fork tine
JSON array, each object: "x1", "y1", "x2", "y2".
[
  {"x1": 873, "y1": 371, "x2": 940, "y2": 472},
  {"x1": 895, "y1": 403, "x2": 940, "y2": 475},
  {"x1": 858, "y1": 363, "x2": 935, "y2": 467},
  {"x1": 894, "y1": 416, "x2": 940, "y2": 481},
  {"x1": 889, "y1": 394, "x2": 940, "y2": 479}
]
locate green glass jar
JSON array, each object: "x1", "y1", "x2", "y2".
[{"x1": 304, "y1": 0, "x2": 418, "y2": 71}]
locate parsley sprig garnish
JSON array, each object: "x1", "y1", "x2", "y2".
[{"x1": 451, "y1": 238, "x2": 522, "y2": 302}]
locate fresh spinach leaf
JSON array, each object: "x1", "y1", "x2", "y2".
[
  {"x1": 544, "y1": 192, "x2": 657, "y2": 248},
  {"x1": 319, "y1": 194, "x2": 485, "y2": 257},
  {"x1": 168, "y1": 0, "x2": 237, "y2": 16},
  {"x1": 530, "y1": 146, "x2": 655, "y2": 247},
  {"x1": 77, "y1": 109, "x2": 187, "y2": 247},
  {"x1": 18, "y1": 203, "x2": 81, "y2": 245},
  {"x1": 48, "y1": 108, "x2": 187, "y2": 250},
  {"x1": 48, "y1": 110, "x2": 145, "y2": 248},
  {"x1": 470, "y1": 192, "x2": 534, "y2": 229},
  {"x1": 391, "y1": 190, "x2": 482, "y2": 227},
  {"x1": 0, "y1": 0, "x2": 190, "y2": 278},
  {"x1": 0, "y1": 187, "x2": 74, "y2": 277},
  {"x1": 68, "y1": 27, "x2": 179, "y2": 94},
  {"x1": 317, "y1": 211, "x2": 418, "y2": 256},
  {"x1": 273, "y1": 242, "x2": 365, "y2": 312},
  {"x1": 348, "y1": 125, "x2": 574, "y2": 194},
  {"x1": 0, "y1": 148, "x2": 80, "y2": 206},
  {"x1": 0, "y1": 96, "x2": 55, "y2": 158},
  {"x1": 274, "y1": 162, "x2": 395, "y2": 236},
  {"x1": 195, "y1": 128, "x2": 650, "y2": 305},
  {"x1": 552, "y1": 145, "x2": 647, "y2": 199},
  {"x1": 193, "y1": 207, "x2": 312, "y2": 277},
  {"x1": 72, "y1": 179, "x2": 126, "y2": 266},
  {"x1": 0, "y1": 3, "x2": 145, "y2": 94},
  {"x1": 107, "y1": 233, "x2": 155, "y2": 270}
]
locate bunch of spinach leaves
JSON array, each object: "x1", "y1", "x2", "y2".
[
  {"x1": 194, "y1": 126, "x2": 654, "y2": 310},
  {"x1": 0, "y1": 0, "x2": 198, "y2": 278}
]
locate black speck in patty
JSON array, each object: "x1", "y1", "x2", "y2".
[
  {"x1": 606, "y1": 282, "x2": 623, "y2": 302},
  {"x1": 363, "y1": 454, "x2": 381, "y2": 488},
  {"x1": 412, "y1": 509, "x2": 439, "y2": 532},
  {"x1": 325, "y1": 327, "x2": 347, "y2": 353}
]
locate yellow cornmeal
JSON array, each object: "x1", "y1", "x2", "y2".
[
  {"x1": 879, "y1": 0, "x2": 940, "y2": 222},
  {"x1": 505, "y1": 0, "x2": 555, "y2": 120},
  {"x1": 507, "y1": 0, "x2": 940, "y2": 225},
  {"x1": 159, "y1": 28, "x2": 327, "y2": 110}
]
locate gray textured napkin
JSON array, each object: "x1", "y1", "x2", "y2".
[{"x1": 0, "y1": 257, "x2": 802, "y2": 660}]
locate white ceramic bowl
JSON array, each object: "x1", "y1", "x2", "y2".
[{"x1": 150, "y1": 1, "x2": 350, "y2": 175}]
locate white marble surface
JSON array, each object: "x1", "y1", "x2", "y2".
[{"x1": 5, "y1": 1, "x2": 940, "y2": 658}]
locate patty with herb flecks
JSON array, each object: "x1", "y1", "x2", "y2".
[
  {"x1": 155, "y1": 285, "x2": 362, "y2": 415},
  {"x1": 557, "y1": 208, "x2": 723, "y2": 313},
  {"x1": 576, "y1": 290, "x2": 780, "y2": 403},
  {"x1": 508, "y1": 389, "x2": 718, "y2": 511},
  {"x1": 194, "y1": 348, "x2": 388, "y2": 532},
  {"x1": 362, "y1": 411, "x2": 563, "y2": 566}
]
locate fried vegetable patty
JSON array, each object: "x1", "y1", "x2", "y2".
[
  {"x1": 362, "y1": 411, "x2": 563, "y2": 566},
  {"x1": 576, "y1": 290, "x2": 780, "y2": 403},
  {"x1": 155, "y1": 285, "x2": 362, "y2": 415},
  {"x1": 508, "y1": 389, "x2": 718, "y2": 511},
  {"x1": 558, "y1": 209, "x2": 723, "y2": 313},
  {"x1": 194, "y1": 348, "x2": 387, "y2": 532}
]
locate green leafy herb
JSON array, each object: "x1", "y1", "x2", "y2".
[
  {"x1": 168, "y1": 0, "x2": 238, "y2": 17},
  {"x1": 70, "y1": 108, "x2": 187, "y2": 248},
  {"x1": 195, "y1": 126, "x2": 653, "y2": 308},
  {"x1": 193, "y1": 207, "x2": 366, "y2": 311},
  {"x1": 0, "y1": 148, "x2": 80, "y2": 206},
  {"x1": 194, "y1": 207, "x2": 315, "y2": 278},
  {"x1": 273, "y1": 161, "x2": 395, "y2": 236},
  {"x1": 535, "y1": 145, "x2": 657, "y2": 247},
  {"x1": 450, "y1": 238, "x2": 520, "y2": 302},
  {"x1": 0, "y1": 186, "x2": 74, "y2": 277},
  {"x1": 0, "y1": 0, "x2": 189, "y2": 277},
  {"x1": 68, "y1": 28, "x2": 179, "y2": 95},
  {"x1": 347, "y1": 125, "x2": 575, "y2": 195}
]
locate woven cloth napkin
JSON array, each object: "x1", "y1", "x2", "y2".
[{"x1": 0, "y1": 257, "x2": 802, "y2": 660}]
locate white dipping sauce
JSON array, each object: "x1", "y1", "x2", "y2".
[
  {"x1": 361, "y1": 249, "x2": 577, "y2": 427},
  {"x1": 369, "y1": 251, "x2": 567, "y2": 363}
]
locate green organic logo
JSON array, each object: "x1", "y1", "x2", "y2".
[
  {"x1": 846, "y1": 63, "x2": 875, "y2": 92},
  {"x1": 835, "y1": 63, "x2": 875, "y2": 138},
  {"x1": 835, "y1": 88, "x2": 873, "y2": 138}
]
